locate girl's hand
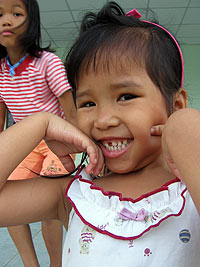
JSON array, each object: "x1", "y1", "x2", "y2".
[
  {"x1": 150, "y1": 125, "x2": 164, "y2": 136},
  {"x1": 44, "y1": 113, "x2": 104, "y2": 175},
  {"x1": 151, "y1": 124, "x2": 182, "y2": 179}
]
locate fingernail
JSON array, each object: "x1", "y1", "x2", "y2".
[{"x1": 151, "y1": 127, "x2": 155, "y2": 134}]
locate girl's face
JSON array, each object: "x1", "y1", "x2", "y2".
[
  {"x1": 76, "y1": 63, "x2": 169, "y2": 174},
  {"x1": 0, "y1": 0, "x2": 27, "y2": 49}
]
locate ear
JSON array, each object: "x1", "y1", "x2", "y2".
[{"x1": 173, "y1": 88, "x2": 187, "y2": 111}]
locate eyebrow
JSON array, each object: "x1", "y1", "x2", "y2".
[
  {"x1": 76, "y1": 80, "x2": 142, "y2": 98},
  {"x1": 76, "y1": 89, "x2": 93, "y2": 98},
  {"x1": 110, "y1": 80, "x2": 142, "y2": 90},
  {"x1": 13, "y1": 4, "x2": 25, "y2": 9}
]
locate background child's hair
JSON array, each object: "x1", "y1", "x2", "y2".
[
  {"x1": 65, "y1": 1, "x2": 183, "y2": 114},
  {"x1": 0, "y1": 0, "x2": 54, "y2": 59}
]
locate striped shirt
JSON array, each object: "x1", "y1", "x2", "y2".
[{"x1": 0, "y1": 51, "x2": 71, "y2": 122}]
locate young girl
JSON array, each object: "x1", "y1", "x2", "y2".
[
  {"x1": 1, "y1": 2, "x2": 200, "y2": 266},
  {"x1": 0, "y1": 0, "x2": 75, "y2": 266}
]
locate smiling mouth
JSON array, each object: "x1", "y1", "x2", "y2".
[{"x1": 102, "y1": 139, "x2": 132, "y2": 152}]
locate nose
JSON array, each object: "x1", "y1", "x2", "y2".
[
  {"x1": 94, "y1": 105, "x2": 120, "y2": 130},
  {"x1": 2, "y1": 15, "x2": 13, "y2": 27}
]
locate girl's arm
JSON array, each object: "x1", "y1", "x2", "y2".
[
  {"x1": 0, "y1": 112, "x2": 103, "y2": 184},
  {"x1": 0, "y1": 175, "x2": 68, "y2": 227},
  {"x1": 0, "y1": 112, "x2": 103, "y2": 227},
  {"x1": 153, "y1": 108, "x2": 200, "y2": 214}
]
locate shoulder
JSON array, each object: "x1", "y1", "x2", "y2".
[
  {"x1": 39, "y1": 51, "x2": 63, "y2": 64},
  {"x1": 31, "y1": 51, "x2": 64, "y2": 74},
  {"x1": 32, "y1": 51, "x2": 62, "y2": 65}
]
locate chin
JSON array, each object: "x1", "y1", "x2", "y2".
[
  {"x1": 106, "y1": 158, "x2": 148, "y2": 174},
  {"x1": 106, "y1": 163, "x2": 134, "y2": 174}
]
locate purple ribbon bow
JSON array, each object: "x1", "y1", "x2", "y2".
[{"x1": 118, "y1": 207, "x2": 148, "y2": 221}]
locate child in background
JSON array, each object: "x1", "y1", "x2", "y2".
[
  {"x1": 1, "y1": 2, "x2": 200, "y2": 266},
  {"x1": 0, "y1": 0, "x2": 75, "y2": 266}
]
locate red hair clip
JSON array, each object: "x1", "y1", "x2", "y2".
[{"x1": 126, "y1": 9, "x2": 141, "y2": 19}]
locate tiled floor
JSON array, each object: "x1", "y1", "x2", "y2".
[{"x1": 0, "y1": 222, "x2": 67, "y2": 266}]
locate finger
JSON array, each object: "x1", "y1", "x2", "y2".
[
  {"x1": 80, "y1": 139, "x2": 98, "y2": 161},
  {"x1": 81, "y1": 138, "x2": 104, "y2": 175},
  {"x1": 86, "y1": 146, "x2": 104, "y2": 175},
  {"x1": 151, "y1": 125, "x2": 165, "y2": 136},
  {"x1": 93, "y1": 147, "x2": 104, "y2": 175}
]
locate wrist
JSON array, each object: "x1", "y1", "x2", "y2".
[{"x1": 23, "y1": 112, "x2": 51, "y2": 140}]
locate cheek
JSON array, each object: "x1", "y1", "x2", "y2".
[
  {"x1": 134, "y1": 120, "x2": 162, "y2": 159},
  {"x1": 77, "y1": 113, "x2": 91, "y2": 136},
  {"x1": 151, "y1": 104, "x2": 168, "y2": 125},
  {"x1": 77, "y1": 117, "x2": 84, "y2": 131},
  {"x1": 127, "y1": 116, "x2": 152, "y2": 146}
]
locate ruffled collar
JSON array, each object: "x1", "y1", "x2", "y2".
[{"x1": 66, "y1": 167, "x2": 187, "y2": 240}]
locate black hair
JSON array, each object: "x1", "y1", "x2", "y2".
[
  {"x1": 65, "y1": 1, "x2": 183, "y2": 114},
  {"x1": 0, "y1": 0, "x2": 54, "y2": 59}
]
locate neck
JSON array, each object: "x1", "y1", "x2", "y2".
[
  {"x1": 98, "y1": 155, "x2": 176, "y2": 199},
  {"x1": 6, "y1": 47, "x2": 27, "y2": 65}
]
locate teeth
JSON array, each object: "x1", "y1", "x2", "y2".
[
  {"x1": 103, "y1": 139, "x2": 130, "y2": 152},
  {"x1": 123, "y1": 140, "x2": 127, "y2": 145},
  {"x1": 112, "y1": 141, "x2": 117, "y2": 147}
]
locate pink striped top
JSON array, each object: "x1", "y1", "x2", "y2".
[{"x1": 0, "y1": 51, "x2": 71, "y2": 122}]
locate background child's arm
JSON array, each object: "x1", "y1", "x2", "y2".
[
  {"x1": 161, "y1": 108, "x2": 200, "y2": 214},
  {"x1": 0, "y1": 102, "x2": 6, "y2": 132},
  {"x1": 58, "y1": 90, "x2": 76, "y2": 124},
  {"x1": 45, "y1": 53, "x2": 76, "y2": 124}
]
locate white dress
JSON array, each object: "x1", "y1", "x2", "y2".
[{"x1": 62, "y1": 167, "x2": 200, "y2": 267}]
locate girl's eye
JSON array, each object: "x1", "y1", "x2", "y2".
[
  {"x1": 118, "y1": 94, "x2": 137, "y2": 101},
  {"x1": 80, "y1": 101, "x2": 96, "y2": 108},
  {"x1": 14, "y1": 13, "x2": 22, "y2": 17}
]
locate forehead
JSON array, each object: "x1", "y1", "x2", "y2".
[
  {"x1": 77, "y1": 61, "x2": 153, "y2": 97},
  {"x1": 78, "y1": 47, "x2": 146, "y2": 85},
  {"x1": 0, "y1": 0, "x2": 26, "y2": 9}
]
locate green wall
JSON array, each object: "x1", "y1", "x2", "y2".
[
  {"x1": 182, "y1": 45, "x2": 200, "y2": 110},
  {"x1": 55, "y1": 48, "x2": 67, "y2": 62}
]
